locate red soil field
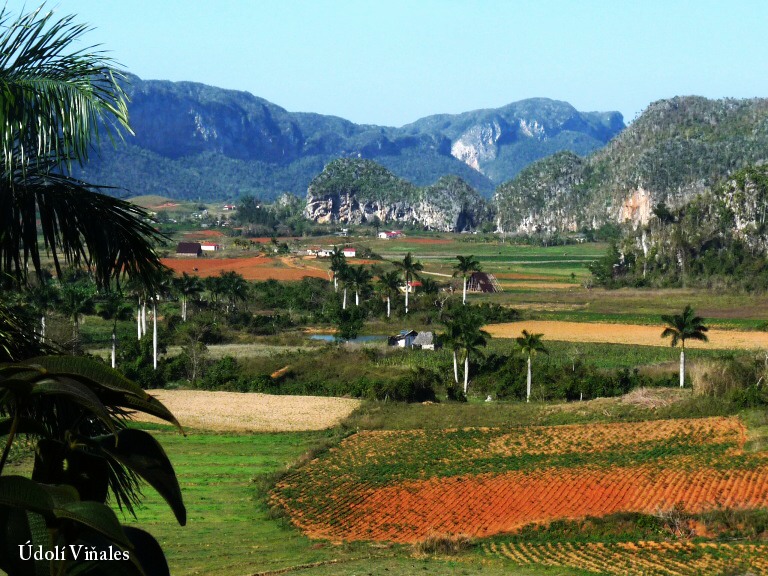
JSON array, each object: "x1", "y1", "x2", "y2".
[
  {"x1": 286, "y1": 462, "x2": 768, "y2": 543},
  {"x1": 273, "y1": 417, "x2": 768, "y2": 543},
  {"x1": 181, "y1": 230, "x2": 226, "y2": 239},
  {"x1": 161, "y1": 256, "x2": 327, "y2": 281}
]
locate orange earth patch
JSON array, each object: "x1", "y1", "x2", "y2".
[
  {"x1": 161, "y1": 256, "x2": 327, "y2": 281},
  {"x1": 181, "y1": 229, "x2": 226, "y2": 239},
  {"x1": 273, "y1": 417, "x2": 768, "y2": 543}
]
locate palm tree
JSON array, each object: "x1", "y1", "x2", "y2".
[
  {"x1": 661, "y1": 305, "x2": 708, "y2": 388},
  {"x1": 336, "y1": 264, "x2": 353, "y2": 310},
  {"x1": 348, "y1": 265, "x2": 372, "y2": 306},
  {"x1": 26, "y1": 277, "x2": 59, "y2": 341},
  {"x1": 329, "y1": 246, "x2": 346, "y2": 292},
  {"x1": 376, "y1": 270, "x2": 401, "y2": 319},
  {"x1": 453, "y1": 255, "x2": 482, "y2": 305},
  {"x1": 393, "y1": 252, "x2": 423, "y2": 314},
  {"x1": 219, "y1": 270, "x2": 249, "y2": 313},
  {"x1": 58, "y1": 274, "x2": 96, "y2": 354},
  {"x1": 0, "y1": 5, "x2": 166, "y2": 291},
  {"x1": 174, "y1": 272, "x2": 203, "y2": 321},
  {"x1": 516, "y1": 330, "x2": 548, "y2": 402},
  {"x1": 444, "y1": 306, "x2": 490, "y2": 394},
  {"x1": 96, "y1": 290, "x2": 133, "y2": 368}
]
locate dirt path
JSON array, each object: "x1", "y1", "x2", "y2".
[
  {"x1": 135, "y1": 390, "x2": 360, "y2": 432},
  {"x1": 485, "y1": 320, "x2": 768, "y2": 350}
]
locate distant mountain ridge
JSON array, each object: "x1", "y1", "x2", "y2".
[
  {"x1": 74, "y1": 74, "x2": 624, "y2": 201},
  {"x1": 493, "y1": 96, "x2": 768, "y2": 233}
]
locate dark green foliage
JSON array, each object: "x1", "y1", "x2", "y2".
[{"x1": 367, "y1": 367, "x2": 440, "y2": 403}]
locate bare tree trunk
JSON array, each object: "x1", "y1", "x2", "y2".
[
  {"x1": 111, "y1": 328, "x2": 116, "y2": 369},
  {"x1": 526, "y1": 355, "x2": 532, "y2": 402},
  {"x1": 405, "y1": 282, "x2": 409, "y2": 314},
  {"x1": 680, "y1": 348, "x2": 685, "y2": 388},
  {"x1": 453, "y1": 350, "x2": 459, "y2": 384},
  {"x1": 463, "y1": 354, "x2": 469, "y2": 394},
  {"x1": 153, "y1": 300, "x2": 158, "y2": 370}
]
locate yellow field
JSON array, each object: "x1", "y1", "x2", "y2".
[
  {"x1": 485, "y1": 320, "x2": 768, "y2": 350},
  {"x1": 135, "y1": 390, "x2": 360, "y2": 432}
]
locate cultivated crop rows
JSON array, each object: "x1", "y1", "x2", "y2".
[
  {"x1": 272, "y1": 417, "x2": 768, "y2": 543},
  {"x1": 484, "y1": 541, "x2": 768, "y2": 576}
]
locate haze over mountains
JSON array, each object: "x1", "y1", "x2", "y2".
[{"x1": 75, "y1": 74, "x2": 624, "y2": 201}]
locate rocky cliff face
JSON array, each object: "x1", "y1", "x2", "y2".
[
  {"x1": 304, "y1": 159, "x2": 487, "y2": 232},
  {"x1": 77, "y1": 76, "x2": 623, "y2": 201},
  {"x1": 493, "y1": 96, "x2": 768, "y2": 233}
]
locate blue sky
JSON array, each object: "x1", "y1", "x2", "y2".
[{"x1": 9, "y1": 0, "x2": 768, "y2": 126}]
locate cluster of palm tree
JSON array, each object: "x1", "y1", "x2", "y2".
[{"x1": 0, "y1": 5, "x2": 184, "y2": 575}]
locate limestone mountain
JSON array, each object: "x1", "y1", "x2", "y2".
[
  {"x1": 494, "y1": 96, "x2": 768, "y2": 233},
  {"x1": 74, "y1": 74, "x2": 623, "y2": 201},
  {"x1": 304, "y1": 159, "x2": 489, "y2": 232}
]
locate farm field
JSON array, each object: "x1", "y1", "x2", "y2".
[
  {"x1": 160, "y1": 255, "x2": 328, "y2": 281},
  {"x1": 485, "y1": 320, "x2": 768, "y2": 350},
  {"x1": 272, "y1": 417, "x2": 768, "y2": 543},
  {"x1": 114, "y1": 398, "x2": 768, "y2": 576},
  {"x1": 133, "y1": 389, "x2": 360, "y2": 432}
]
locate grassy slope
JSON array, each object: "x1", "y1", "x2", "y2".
[{"x1": 123, "y1": 426, "x2": 590, "y2": 576}]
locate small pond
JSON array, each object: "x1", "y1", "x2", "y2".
[{"x1": 309, "y1": 334, "x2": 387, "y2": 344}]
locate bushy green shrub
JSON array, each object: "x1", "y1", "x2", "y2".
[{"x1": 367, "y1": 367, "x2": 439, "y2": 403}]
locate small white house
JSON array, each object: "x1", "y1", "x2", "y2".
[
  {"x1": 200, "y1": 243, "x2": 220, "y2": 252},
  {"x1": 342, "y1": 248, "x2": 356, "y2": 258},
  {"x1": 388, "y1": 330, "x2": 418, "y2": 348}
]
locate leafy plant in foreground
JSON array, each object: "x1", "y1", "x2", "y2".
[{"x1": 0, "y1": 356, "x2": 185, "y2": 575}]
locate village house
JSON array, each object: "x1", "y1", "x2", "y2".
[
  {"x1": 175, "y1": 242, "x2": 202, "y2": 257},
  {"x1": 342, "y1": 247, "x2": 356, "y2": 258},
  {"x1": 388, "y1": 329, "x2": 418, "y2": 348},
  {"x1": 200, "y1": 243, "x2": 221, "y2": 252},
  {"x1": 412, "y1": 331, "x2": 438, "y2": 351}
]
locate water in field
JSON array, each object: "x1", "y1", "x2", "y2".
[{"x1": 309, "y1": 334, "x2": 387, "y2": 343}]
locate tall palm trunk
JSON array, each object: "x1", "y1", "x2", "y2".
[
  {"x1": 355, "y1": 290, "x2": 359, "y2": 306},
  {"x1": 387, "y1": 296, "x2": 391, "y2": 318},
  {"x1": 182, "y1": 296, "x2": 187, "y2": 322},
  {"x1": 462, "y1": 276, "x2": 467, "y2": 305},
  {"x1": 153, "y1": 300, "x2": 157, "y2": 370},
  {"x1": 137, "y1": 298, "x2": 141, "y2": 340},
  {"x1": 405, "y1": 280, "x2": 409, "y2": 314},
  {"x1": 526, "y1": 355, "x2": 532, "y2": 402},
  {"x1": 453, "y1": 350, "x2": 459, "y2": 384},
  {"x1": 141, "y1": 299, "x2": 147, "y2": 336},
  {"x1": 334, "y1": 276, "x2": 338, "y2": 292},
  {"x1": 342, "y1": 287, "x2": 347, "y2": 310},
  {"x1": 40, "y1": 315, "x2": 46, "y2": 340},
  {"x1": 463, "y1": 353, "x2": 469, "y2": 394},
  {"x1": 679, "y1": 346, "x2": 685, "y2": 388},
  {"x1": 111, "y1": 326, "x2": 117, "y2": 369}
]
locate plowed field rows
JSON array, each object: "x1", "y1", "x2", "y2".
[
  {"x1": 485, "y1": 541, "x2": 768, "y2": 576},
  {"x1": 160, "y1": 256, "x2": 327, "y2": 281},
  {"x1": 272, "y1": 417, "x2": 768, "y2": 543}
]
